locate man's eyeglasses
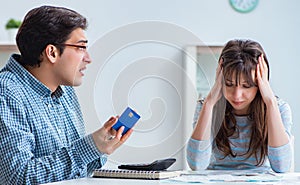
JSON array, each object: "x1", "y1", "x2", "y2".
[{"x1": 57, "y1": 43, "x2": 88, "y2": 52}]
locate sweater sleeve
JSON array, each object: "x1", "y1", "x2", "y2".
[
  {"x1": 186, "y1": 100, "x2": 212, "y2": 170},
  {"x1": 268, "y1": 98, "x2": 293, "y2": 172},
  {"x1": 187, "y1": 138, "x2": 212, "y2": 170}
]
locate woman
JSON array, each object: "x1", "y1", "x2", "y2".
[{"x1": 187, "y1": 39, "x2": 293, "y2": 173}]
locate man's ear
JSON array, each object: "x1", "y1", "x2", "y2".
[{"x1": 44, "y1": 44, "x2": 59, "y2": 64}]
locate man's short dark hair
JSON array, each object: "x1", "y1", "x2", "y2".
[{"x1": 16, "y1": 5, "x2": 88, "y2": 66}]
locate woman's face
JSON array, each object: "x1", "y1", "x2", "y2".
[{"x1": 223, "y1": 70, "x2": 258, "y2": 115}]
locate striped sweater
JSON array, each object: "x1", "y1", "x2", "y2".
[{"x1": 187, "y1": 98, "x2": 293, "y2": 173}]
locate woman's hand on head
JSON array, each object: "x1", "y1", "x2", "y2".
[
  {"x1": 256, "y1": 54, "x2": 275, "y2": 103},
  {"x1": 205, "y1": 59, "x2": 223, "y2": 106}
]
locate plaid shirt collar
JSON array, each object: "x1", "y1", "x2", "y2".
[{"x1": 6, "y1": 54, "x2": 64, "y2": 99}]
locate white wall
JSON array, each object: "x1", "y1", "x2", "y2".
[{"x1": 1, "y1": 0, "x2": 299, "y2": 171}]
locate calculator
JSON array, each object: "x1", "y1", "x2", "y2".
[{"x1": 118, "y1": 158, "x2": 176, "y2": 171}]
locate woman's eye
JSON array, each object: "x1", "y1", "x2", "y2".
[
  {"x1": 242, "y1": 84, "x2": 253, "y2": 88},
  {"x1": 225, "y1": 83, "x2": 233, "y2": 87}
]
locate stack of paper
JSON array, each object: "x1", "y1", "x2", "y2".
[{"x1": 166, "y1": 170, "x2": 283, "y2": 183}]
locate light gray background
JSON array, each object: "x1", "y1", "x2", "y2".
[{"x1": 0, "y1": 0, "x2": 299, "y2": 171}]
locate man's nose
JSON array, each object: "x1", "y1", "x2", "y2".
[{"x1": 83, "y1": 51, "x2": 92, "y2": 63}]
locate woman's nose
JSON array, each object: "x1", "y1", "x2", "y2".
[{"x1": 232, "y1": 87, "x2": 243, "y2": 98}]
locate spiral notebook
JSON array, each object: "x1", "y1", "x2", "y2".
[{"x1": 92, "y1": 169, "x2": 181, "y2": 180}]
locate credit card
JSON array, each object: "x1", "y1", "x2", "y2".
[{"x1": 112, "y1": 107, "x2": 140, "y2": 135}]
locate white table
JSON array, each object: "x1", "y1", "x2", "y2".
[{"x1": 46, "y1": 171, "x2": 300, "y2": 185}]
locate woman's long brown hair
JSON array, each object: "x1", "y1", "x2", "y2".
[{"x1": 214, "y1": 39, "x2": 269, "y2": 166}]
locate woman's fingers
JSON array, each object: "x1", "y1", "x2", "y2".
[{"x1": 258, "y1": 54, "x2": 268, "y2": 81}]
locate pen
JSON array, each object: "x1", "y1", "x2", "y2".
[
  {"x1": 210, "y1": 179, "x2": 260, "y2": 182},
  {"x1": 210, "y1": 179, "x2": 281, "y2": 182}
]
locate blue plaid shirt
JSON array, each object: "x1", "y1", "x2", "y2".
[{"x1": 0, "y1": 54, "x2": 107, "y2": 185}]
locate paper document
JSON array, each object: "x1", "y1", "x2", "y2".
[{"x1": 165, "y1": 170, "x2": 283, "y2": 183}]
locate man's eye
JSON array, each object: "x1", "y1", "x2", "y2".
[{"x1": 79, "y1": 46, "x2": 87, "y2": 51}]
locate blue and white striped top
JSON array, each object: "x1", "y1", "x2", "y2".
[{"x1": 187, "y1": 97, "x2": 293, "y2": 173}]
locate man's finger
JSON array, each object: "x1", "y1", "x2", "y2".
[
  {"x1": 109, "y1": 126, "x2": 126, "y2": 146},
  {"x1": 103, "y1": 116, "x2": 117, "y2": 130},
  {"x1": 116, "y1": 126, "x2": 125, "y2": 140},
  {"x1": 120, "y1": 128, "x2": 133, "y2": 142}
]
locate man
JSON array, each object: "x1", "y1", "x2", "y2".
[{"x1": 0, "y1": 5, "x2": 132, "y2": 184}]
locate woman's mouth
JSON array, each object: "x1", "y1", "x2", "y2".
[{"x1": 232, "y1": 101, "x2": 243, "y2": 106}]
